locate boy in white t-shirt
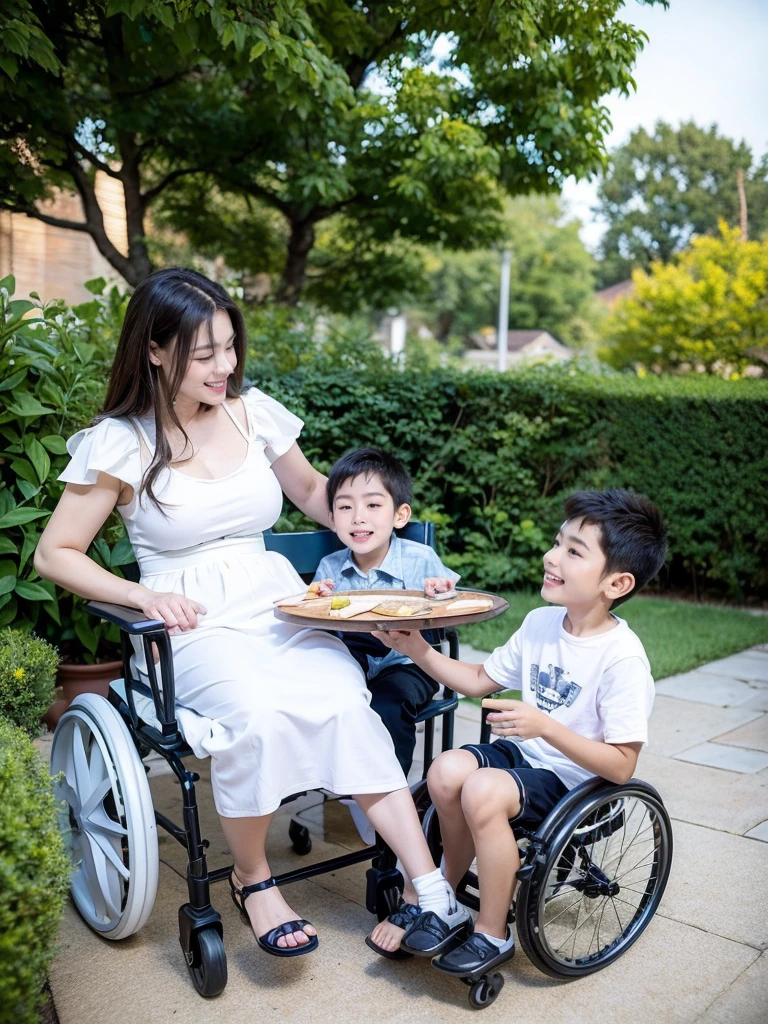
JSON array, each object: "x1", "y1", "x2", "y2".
[{"x1": 366, "y1": 488, "x2": 667, "y2": 972}]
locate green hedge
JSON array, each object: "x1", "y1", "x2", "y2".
[
  {"x1": 251, "y1": 360, "x2": 768, "y2": 600},
  {"x1": 0, "y1": 719, "x2": 69, "y2": 1024},
  {"x1": 0, "y1": 629, "x2": 58, "y2": 736}
]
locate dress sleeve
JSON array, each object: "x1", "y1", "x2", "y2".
[
  {"x1": 242, "y1": 387, "x2": 304, "y2": 463},
  {"x1": 58, "y1": 418, "x2": 142, "y2": 490}
]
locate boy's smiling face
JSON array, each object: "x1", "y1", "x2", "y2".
[
  {"x1": 541, "y1": 517, "x2": 634, "y2": 611},
  {"x1": 330, "y1": 472, "x2": 411, "y2": 573}
]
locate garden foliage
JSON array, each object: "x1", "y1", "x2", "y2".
[
  {"x1": 0, "y1": 718, "x2": 70, "y2": 1024},
  {"x1": 602, "y1": 225, "x2": 768, "y2": 376},
  {"x1": 247, "y1": 334, "x2": 768, "y2": 599},
  {"x1": 0, "y1": 276, "x2": 130, "y2": 658},
  {"x1": 0, "y1": 628, "x2": 58, "y2": 736}
]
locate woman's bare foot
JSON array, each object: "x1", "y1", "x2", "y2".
[
  {"x1": 368, "y1": 884, "x2": 418, "y2": 953},
  {"x1": 232, "y1": 871, "x2": 317, "y2": 949}
]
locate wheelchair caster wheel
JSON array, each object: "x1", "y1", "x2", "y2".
[
  {"x1": 187, "y1": 927, "x2": 227, "y2": 998},
  {"x1": 289, "y1": 820, "x2": 312, "y2": 855},
  {"x1": 467, "y1": 972, "x2": 504, "y2": 1009}
]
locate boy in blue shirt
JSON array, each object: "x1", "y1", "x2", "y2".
[{"x1": 313, "y1": 448, "x2": 458, "y2": 776}]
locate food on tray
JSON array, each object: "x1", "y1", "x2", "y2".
[
  {"x1": 371, "y1": 598, "x2": 433, "y2": 617},
  {"x1": 305, "y1": 582, "x2": 324, "y2": 599},
  {"x1": 430, "y1": 587, "x2": 457, "y2": 601},
  {"x1": 329, "y1": 596, "x2": 383, "y2": 619},
  {"x1": 444, "y1": 597, "x2": 494, "y2": 613},
  {"x1": 330, "y1": 596, "x2": 351, "y2": 610}
]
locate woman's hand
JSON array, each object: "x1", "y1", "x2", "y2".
[
  {"x1": 138, "y1": 590, "x2": 207, "y2": 635},
  {"x1": 424, "y1": 576, "x2": 456, "y2": 597},
  {"x1": 482, "y1": 698, "x2": 550, "y2": 741},
  {"x1": 372, "y1": 629, "x2": 431, "y2": 660}
]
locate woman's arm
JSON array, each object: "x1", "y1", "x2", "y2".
[
  {"x1": 35, "y1": 475, "x2": 205, "y2": 632},
  {"x1": 271, "y1": 443, "x2": 330, "y2": 528}
]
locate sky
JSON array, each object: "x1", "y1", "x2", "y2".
[{"x1": 562, "y1": 0, "x2": 768, "y2": 249}]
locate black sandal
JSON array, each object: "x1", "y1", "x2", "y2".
[
  {"x1": 229, "y1": 873, "x2": 318, "y2": 958},
  {"x1": 365, "y1": 899, "x2": 422, "y2": 960}
]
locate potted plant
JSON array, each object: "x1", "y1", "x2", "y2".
[{"x1": 0, "y1": 276, "x2": 132, "y2": 724}]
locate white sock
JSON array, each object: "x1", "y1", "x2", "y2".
[
  {"x1": 412, "y1": 868, "x2": 464, "y2": 922},
  {"x1": 479, "y1": 929, "x2": 514, "y2": 951}
]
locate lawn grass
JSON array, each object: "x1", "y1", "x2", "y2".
[{"x1": 459, "y1": 592, "x2": 768, "y2": 681}]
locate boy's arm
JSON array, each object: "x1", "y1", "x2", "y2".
[
  {"x1": 485, "y1": 701, "x2": 641, "y2": 784},
  {"x1": 372, "y1": 629, "x2": 500, "y2": 697}
]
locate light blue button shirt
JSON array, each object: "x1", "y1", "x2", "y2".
[{"x1": 314, "y1": 535, "x2": 460, "y2": 678}]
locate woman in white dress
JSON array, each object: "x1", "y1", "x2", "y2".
[{"x1": 35, "y1": 268, "x2": 470, "y2": 961}]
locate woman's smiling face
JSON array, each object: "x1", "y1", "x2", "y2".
[{"x1": 150, "y1": 308, "x2": 237, "y2": 413}]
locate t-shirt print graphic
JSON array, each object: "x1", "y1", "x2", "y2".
[{"x1": 530, "y1": 663, "x2": 582, "y2": 713}]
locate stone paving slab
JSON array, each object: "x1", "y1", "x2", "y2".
[
  {"x1": 695, "y1": 950, "x2": 768, "y2": 1024},
  {"x1": 745, "y1": 820, "x2": 768, "y2": 842},
  {"x1": 714, "y1": 713, "x2": 768, "y2": 753},
  {"x1": 49, "y1": 857, "x2": 759, "y2": 1024},
  {"x1": 656, "y1": 672, "x2": 767, "y2": 708},
  {"x1": 698, "y1": 652, "x2": 768, "y2": 683},
  {"x1": 673, "y1": 741, "x2": 768, "y2": 774},
  {"x1": 646, "y1": 697, "x2": 762, "y2": 758},
  {"x1": 656, "y1": 820, "x2": 768, "y2": 948},
  {"x1": 636, "y1": 752, "x2": 768, "y2": 835}
]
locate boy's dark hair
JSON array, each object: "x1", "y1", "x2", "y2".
[
  {"x1": 563, "y1": 489, "x2": 667, "y2": 608},
  {"x1": 326, "y1": 449, "x2": 413, "y2": 510}
]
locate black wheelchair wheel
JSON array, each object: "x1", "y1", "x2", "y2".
[
  {"x1": 468, "y1": 972, "x2": 504, "y2": 1009},
  {"x1": 188, "y1": 927, "x2": 228, "y2": 998},
  {"x1": 515, "y1": 782, "x2": 672, "y2": 979}
]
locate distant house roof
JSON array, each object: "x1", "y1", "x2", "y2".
[
  {"x1": 595, "y1": 280, "x2": 634, "y2": 306},
  {"x1": 465, "y1": 329, "x2": 572, "y2": 368}
]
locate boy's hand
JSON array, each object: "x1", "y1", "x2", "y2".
[
  {"x1": 372, "y1": 629, "x2": 431, "y2": 660},
  {"x1": 314, "y1": 578, "x2": 335, "y2": 596},
  {"x1": 424, "y1": 576, "x2": 455, "y2": 597},
  {"x1": 482, "y1": 698, "x2": 551, "y2": 741}
]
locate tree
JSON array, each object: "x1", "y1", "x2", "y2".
[
  {"x1": 2, "y1": 0, "x2": 666, "y2": 301},
  {"x1": 409, "y1": 195, "x2": 598, "y2": 347},
  {"x1": 595, "y1": 121, "x2": 768, "y2": 287},
  {"x1": 600, "y1": 224, "x2": 768, "y2": 376}
]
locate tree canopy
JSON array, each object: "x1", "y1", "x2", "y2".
[
  {"x1": 595, "y1": 120, "x2": 768, "y2": 287},
  {"x1": 408, "y1": 195, "x2": 597, "y2": 348},
  {"x1": 2, "y1": 0, "x2": 666, "y2": 302},
  {"x1": 600, "y1": 224, "x2": 768, "y2": 376}
]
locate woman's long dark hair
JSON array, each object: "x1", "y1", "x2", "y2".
[{"x1": 99, "y1": 267, "x2": 246, "y2": 509}]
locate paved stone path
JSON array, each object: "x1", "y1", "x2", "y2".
[{"x1": 42, "y1": 646, "x2": 768, "y2": 1024}]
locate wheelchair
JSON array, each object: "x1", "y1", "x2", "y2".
[
  {"x1": 418, "y1": 707, "x2": 673, "y2": 1009},
  {"x1": 49, "y1": 522, "x2": 460, "y2": 998}
]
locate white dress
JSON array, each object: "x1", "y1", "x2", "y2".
[{"x1": 60, "y1": 387, "x2": 406, "y2": 817}]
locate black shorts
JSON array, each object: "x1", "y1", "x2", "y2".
[{"x1": 461, "y1": 739, "x2": 569, "y2": 832}]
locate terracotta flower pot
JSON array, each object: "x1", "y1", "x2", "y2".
[{"x1": 43, "y1": 660, "x2": 123, "y2": 731}]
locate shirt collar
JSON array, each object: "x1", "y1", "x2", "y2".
[{"x1": 340, "y1": 533, "x2": 404, "y2": 582}]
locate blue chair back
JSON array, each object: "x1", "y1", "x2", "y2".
[{"x1": 263, "y1": 520, "x2": 436, "y2": 576}]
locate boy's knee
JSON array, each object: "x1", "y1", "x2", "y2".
[
  {"x1": 461, "y1": 768, "x2": 520, "y2": 826},
  {"x1": 427, "y1": 749, "x2": 476, "y2": 799}
]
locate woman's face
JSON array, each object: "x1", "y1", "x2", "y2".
[{"x1": 150, "y1": 308, "x2": 237, "y2": 414}]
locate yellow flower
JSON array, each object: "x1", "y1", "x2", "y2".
[{"x1": 14, "y1": 668, "x2": 25, "y2": 680}]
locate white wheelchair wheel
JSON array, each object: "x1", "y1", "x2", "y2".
[{"x1": 50, "y1": 693, "x2": 159, "y2": 939}]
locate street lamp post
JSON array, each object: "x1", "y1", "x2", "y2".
[{"x1": 497, "y1": 248, "x2": 511, "y2": 372}]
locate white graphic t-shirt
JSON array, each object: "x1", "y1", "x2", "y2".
[{"x1": 484, "y1": 606, "x2": 654, "y2": 789}]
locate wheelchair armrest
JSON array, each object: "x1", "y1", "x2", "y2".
[
  {"x1": 85, "y1": 601, "x2": 181, "y2": 742},
  {"x1": 85, "y1": 600, "x2": 165, "y2": 634}
]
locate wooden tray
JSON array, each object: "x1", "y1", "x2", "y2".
[{"x1": 274, "y1": 588, "x2": 509, "y2": 632}]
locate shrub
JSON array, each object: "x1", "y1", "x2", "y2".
[
  {"x1": 0, "y1": 629, "x2": 58, "y2": 736},
  {"x1": 250, "y1": 358, "x2": 768, "y2": 600},
  {"x1": 0, "y1": 719, "x2": 70, "y2": 1024},
  {"x1": 0, "y1": 276, "x2": 131, "y2": 659}
]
